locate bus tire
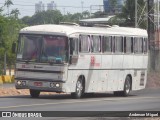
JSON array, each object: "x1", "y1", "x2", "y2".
[
  {"x1": 71, "y1": 79, "x2": 84, "y2": 99},
  {"x1": 122, "y1": 76, "x2": 131, "y2": 96},
  {"x1": 30, "y1": 89, "x2": 40, "y2": 98},
  {"x1": 114, "y1": 76, "x2": 131, "y2": 97}
]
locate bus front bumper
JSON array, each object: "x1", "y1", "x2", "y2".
[{"x1": 15, "y1": 79, "x2": 64, "y2": 92}]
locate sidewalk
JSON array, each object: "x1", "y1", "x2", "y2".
[
  {"x1": 0, "y1": 82, "x2": 29, "y2": 96},
  {"x1": 0, "y1": 83, "x2": 15, "y2": 88}
]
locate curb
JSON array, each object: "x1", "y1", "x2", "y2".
[
  {"x1": 0, "y1": 75, "x2": 14, "y2": 84},
  {"x1": 0, "y1": 76, "x2": 3, "y2": 84}
]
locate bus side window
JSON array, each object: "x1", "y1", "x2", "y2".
[
  {"x1": 124, "y1": 37, "x2": 126, "y2": 53},
  {"x1": 70, "y1": 38, "x2": 78, "y2": 64},
  {"x1": 102, "y1": 36, "x2": 112, "y2": 53},
  {"x1": 115, "y1": 36, "x2": 123, "y2": 53},
  {"x1": 91, "y1": 35, "x2": 101, "y2": 53},
  {"x1": 134, "y1": 37, "x2": 138, "y2": 53},
  {"x1": 111, "y1": 36, "x2": 115, "y2": 53},
  {"x1": 126, "y1": 37, "x2": 132, "y2": 53},
  {"x1": 140, "y1": 38, "x2": 143, "y2": 53},
  {"x1": 131, "y1": 37, "x2": 134, "y2": 53},
  {"x1": 79, "y1": 35, "x2": 90, "y2": 53},
  {"x1": 134, "y1": 37, "x2": 143, "y2": 53},
  {"x1": 143, "y1": 38, "x2": 148, "y2": 53},
  {"x1": 70, "y1": 38, "x2": 78, "y2": 55},
  {"x1": 122, "y1": 37, "x2": 124, "y2": 52}
]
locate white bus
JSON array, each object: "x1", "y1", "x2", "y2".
[{"x1": 14, "y1": 24, "x2": 148, "y2": 98}]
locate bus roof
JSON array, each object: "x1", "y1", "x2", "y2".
[{"x1": 20, "y1": 24, "x2": 148, "y2": 37}]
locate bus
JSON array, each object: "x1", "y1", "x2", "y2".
[{"x1": 14, "y1": 24, "x2": 148, "y2": 99}]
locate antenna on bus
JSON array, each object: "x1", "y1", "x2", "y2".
[
  {"x1": 59, "y1": 22, "x2": 79, "y2": 26},
  {"x1": 93, "y1": 24, "x2": 111, "y2": 28}
]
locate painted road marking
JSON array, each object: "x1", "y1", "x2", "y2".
[{"x1": 0, "y1": 96, "x2": 160, "y2": 109}]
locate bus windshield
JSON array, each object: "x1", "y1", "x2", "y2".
[{"x1": 17, "y1": 34, "x2": 68, "y2": 64}]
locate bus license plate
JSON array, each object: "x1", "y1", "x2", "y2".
[{"x1": 34, "y1": 82, "x2": 43, "y2": 87}]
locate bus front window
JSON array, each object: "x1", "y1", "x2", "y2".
[
  {"x1": 17, "y1": 35, "x2": 41, "y2": 62},
  {"x1": 41, "y1": 36, "x2": 67, "y2": 63}
]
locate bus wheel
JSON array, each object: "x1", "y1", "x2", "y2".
[
  {"x1": 30, "y1": 89, "x2": 40, "y2": 98},
  {"x1": 114, "y1": 76, "x2": 131, "y2": 97},
  {"x1": 122, "y1": 76, "x2": 131, "y2": 96},
  {"x1": 71, "y1": 79, "x2": 84, "y2": 99}
]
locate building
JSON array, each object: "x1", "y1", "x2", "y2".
[
  {"x1": 103, "y1": 0, "x2": 125, "y2": 14},
  {"x1": 47, "y1": 1, "x2": 56, "y2": 11},
  {"x1": 103, "y1": 0, "x2": 110, "y2": 14},
  {"x1": 35, "y1": 1, "x2": 45, "y2": 13}
]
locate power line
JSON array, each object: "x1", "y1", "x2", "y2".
[{"x1": 0, "y1": 3, "x2": 90, "y2": 9}]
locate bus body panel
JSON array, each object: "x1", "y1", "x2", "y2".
[
  {"x1": 133, "y1": 55, "x2": 144, "y2": 69},
  {"x1": 123, "y1": 55, "x2": 134, "y2": 69},
  {"x1": 68, "y1": 54, "x2": 102, "y2": 93}
]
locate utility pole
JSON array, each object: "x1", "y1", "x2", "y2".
[
  {"x1": 90, "y1": 5, "x2": 92, "y2": 18},
  {"x1": 158, "y1": 0, "x2": 159, "y2": 27},
  {"x1": 81, "y1": 1, "x2": 84, "y2": 13},
  {"x1": 63, "y1": 7, "x2": 66, "y2": 15},
  {"x1": 135, "y1": 0, "x2": 138, "y2": 27},
  {"x1": 157, "y1": 0, "x2": 159, "y2": 43}
]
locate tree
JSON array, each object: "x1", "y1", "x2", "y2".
[
  {"x1": 21, "y1": 10, "x2": 63, "y2": 25},
  {"x1": 121, "y1": 0, "x2": 136, "y2": 26},
  {"x1": 70, "y1": 13, "x2": 83, "y2": 22},
  {"x1": 62, "y1": 13, "x2": 73, "y2": 22},
  {"x1": 21, "y1": 10, "x2": 89, "y2": 25},
  {"x1": 0, "y1": 7, "x2": 3, "y2": 14},
  {"x1": 21, "y1": 16, "x2": 31, "y2": 25},
  {"x1": 82, "y1": 10, "x2": 90, "y2": 18},
  {"x1": 0, "y1": 4, "x2": 25, "y2": 75},
  {"x1": 3, "y1": 0, "x2": 13, "y2": 75},
  {"x1": 92, "y1": 11, "x2": 106, "y2": 18},
  {"x1": 0, "y1": 16, "x2": 25, "y2": 75},
  {"x1": 4, "y1": 0, "x2": 13, "y2": 16},
  {"x1": 108, "y1": 15, "x2": 125, "y2": 26},
  {"x1": 10, "y1": 8, "x2": 20, "y2": 19},
  {"x1": 109, "y1": 0, "x2": 147, "y2": 28},
  {"x1": 109, "y1": 0, "x2": 117, "y2": 13},
  {"x1": 61, "y1": 12, "x2": 86, "y2": 23}
]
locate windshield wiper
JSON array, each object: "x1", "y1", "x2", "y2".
[
  {"x1": 47, "y1": 56, "x2": 56, "y2": 65},
  {"x1": 21, "y1": 59, "x2": 36, "y2": 63}
]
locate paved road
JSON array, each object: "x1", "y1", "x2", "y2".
[{"x1": 0, "y1": 88, "x2": 160, "y2": 119}]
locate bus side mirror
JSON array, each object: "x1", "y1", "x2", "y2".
[{"x1": 12, "y1": 42, "x2": 17, "y2": 54}]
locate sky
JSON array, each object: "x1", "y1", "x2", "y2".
[{"x1": 0, "y1": 0, "x2": 103, "y2": 18}]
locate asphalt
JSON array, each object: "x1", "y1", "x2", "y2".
[{"x1": 0, "y1": 87, "x2": 160, "y2": 120}]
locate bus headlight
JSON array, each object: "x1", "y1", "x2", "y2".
[
  {"x1": 56, "y1": 83, "x2": 60, "y2": 87},
  {"x1": 17, "y1": 80, "x2": 22, "y2": 85},
  {"x1": 50, "y1": 83, "x2": 60, "y2": 88}
]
